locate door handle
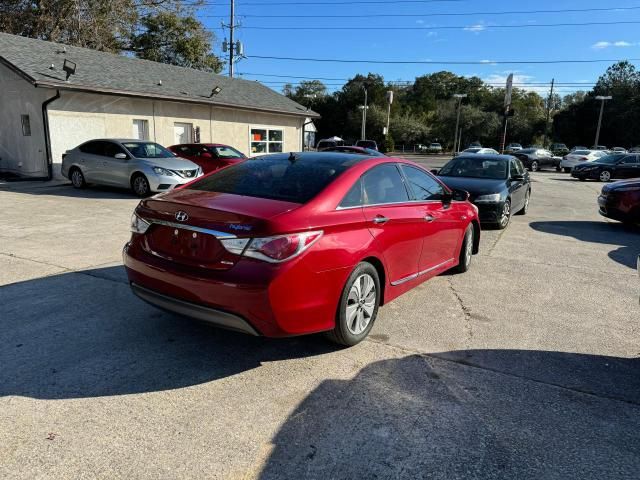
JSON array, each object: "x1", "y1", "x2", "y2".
[
  {"x1": 424, "y1": 214, "x2": 436, "y2": 223},
  {"x1": 372, "y1": 216, "x2": 389, "y2": 225}
]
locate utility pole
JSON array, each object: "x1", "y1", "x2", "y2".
[
  {"x1": 452, "y1": 94, "x2": 467, "y2": 153},
  {"x1": 594, "y1": 95, "x2": 612, "y2": 147},
  {"x1": 228, "y1": 0, "x2": 235, "y2": 78},
  {"x1": 543, "y1": 78, "x2": 555, "y2": 149},
  {"x1": 360, "y1": 85, "x2": 368, "y2": 140}
]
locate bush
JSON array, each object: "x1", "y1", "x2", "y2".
[{"x1": 382, "y1": 134, "x2": 395, "y2": 153}]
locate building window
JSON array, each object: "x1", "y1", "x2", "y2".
[
  {"x1": 21, "y1": 115, "x2": 31, "y2": 136},
  {"x1": 174, "y1": 122, "x2": 193, "y2": 145},
  {"x1": 132, "y1": 119, "x2": 149, "y2": 140},
  {"x1": 250, "y1": 127, "x2": 284, "y2": 155}
]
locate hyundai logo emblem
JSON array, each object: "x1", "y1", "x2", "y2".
[{"x1": 175, "y1": 211, "x2": 189, "y2": 222}]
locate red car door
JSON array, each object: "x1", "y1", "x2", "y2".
[
  {"x1": 360, "y1": 164, "x2": 423, "y2": 285},
  {"x1": 399, "y1": 164, "x2": 462, "y2": 272}
]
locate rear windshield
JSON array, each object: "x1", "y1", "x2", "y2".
[
  {"x1": 188, "y1": 155, "x2": 354, "y2": 203},
  {"x1": 572, "y1": 150, "x2": 591, "y2": 155}
]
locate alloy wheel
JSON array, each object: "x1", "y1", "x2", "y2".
[
  {"x1": 71, "y1": 170, "x2": 84, "y2": 188},
  {"x1": 345, "y1": 274, "x2": 376, "y2": 335},
  {"x1": 464, "y1": 228, "x2": 473, "y2": 266},
  {"x1": 500, "y1": 201, "x2": 511, "y2": 227},
  {"x1": 531, "y1": 161, "x2": 539, "y2": 172},
  {"x1": 133, "y1": 176, "x2": 150, "y2": 196},
  {"x1": 599, "y1": 170, "x2": 611, "y2": 182}
]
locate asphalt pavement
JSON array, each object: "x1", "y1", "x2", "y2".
[{"x1": 0, "y1": 170, "x2": 639, "y2": 479}]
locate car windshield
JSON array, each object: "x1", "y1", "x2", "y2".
[
  {"x1": 205, "y1": 145, "x2": 245, "y2": 159},
  {"x1": 510, "y1": 144, "x2": 522, "y2": 148},
  {"x1": 431, "y1": 143, "x2": 441, "y2": 147},
  {"x1": 123, "y1": 142, "x2": 174, "y2": 159},
  {"x1": 572, "y1": 150, "x2": 591, "y2": 155},
  {"x1": 464, "y1": 148, "x2": 481, "y2": 153},
  {"x1": 519, "y1": 148, "x2": 536, "y2": 154},
  {"x1": 439, "y1": 156, "x2": 508, "y2": 180},
  {"x1": 188, "y1": 154, "x2": 356, "y2": 203},
  {"x1": 596, "y1": 154, "x2": 625, "y2": 164}
]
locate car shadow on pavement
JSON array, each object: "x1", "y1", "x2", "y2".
[
  {"x1": 258, "y1": 351, "x2": 640, "y2": 480},
  {"x1": 0, "y1": 266, "x2": 339, "y2": 400},
  {"x1": 530, "y1": 220, "x2": 640, "y2": 269},
  {"x1": 0, "y1": 183, "x2": 139, "y2": 199}
]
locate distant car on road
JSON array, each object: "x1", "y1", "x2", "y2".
[
  {"x1": 629, "y1": 146, "x2": 640, "y2": 153},
  {"x1": 561, "y1": 149, "x2": 608, "y2": 172},
  {"x1": 62, "y1": 139, "x2": 203, "y2": 196},
  {"x1": 468, "y1": 141, "x2": 482, "y2": 148},
  {"x1": 461, "y1": 147, "x2": 499, "y2": 155},
  {"x1": 550, "y1": 143, "x2": 570, "y2": 156},
  {"x1": 427, "y1": 143, "x2": 443, "y2": 153},
  {"x1": 593, "y1": 145, "x2": 608, "y2": 151},
  {"x1": 513, "y1": 148, "x2": 561, "y2": 172},
  {"x1": 316, "y1": 138, "x2": 345, "y2": 150},
  {"x1": 168, "y1": 143, "x2": 246, "y2": 175},
  {"x1": 598, "y1": 178, "x2": 640, "y2": 224},
  {"x1": 505, "y1": 143, "x2": 523, "y2": 154},
  {"x1": 355, "y1": 140, "x2": 378, "y2": 151},
  {"x1": 612, "y1": 147, "x2": 628, "y2": 154},
  {"x1": 321, "y1": 146, "x2": 385, "y2": 157},
  {"x1": 572, "y1": 153, "x2": 640, "y2": 182},
  {"x1": 436, "y1": 154, "x2": 531, "y2": 229}
]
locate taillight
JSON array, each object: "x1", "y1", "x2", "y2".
[
  {"x1": 580, "y1": 157, "x2": 588, "y2": 161},
  {"x1": 220, "y1": 231, "x2": 323, "y2": 263}
]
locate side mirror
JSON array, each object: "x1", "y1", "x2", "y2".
[
  {"x1": 451, "y1": 189, "x2": 470, "y2": 202},
  {"x1": 512, "y1": 174, "x2": 525, "y2": 181},
  {"x1": 430, "y1": 169, "x2": 439, "y2": 175},
  {"x1": 114, "y1": 153, "x2": 127, "y2": 160},
  {"x1": 200, "y1": 151, "x2": 213, "y2": 159}
]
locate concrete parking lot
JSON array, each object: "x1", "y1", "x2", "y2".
[{"x1": 1, "y1": 169, "x2": 639, "y2": 479}]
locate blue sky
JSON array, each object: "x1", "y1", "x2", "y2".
[{"x1": 196, "y1": 0, "x2": 640, "y2": 96}]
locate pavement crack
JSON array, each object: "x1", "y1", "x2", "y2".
[
  {"x1": 0, "y1": 251, "x2": 71, "y2": 272},
  {"x1": 486, "y1": 227, "x2": 508, "y2": 256},
  {"x1": 447, "y1": 278, "x2": 473, "y2": 354}
]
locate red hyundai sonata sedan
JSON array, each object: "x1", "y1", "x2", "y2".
[
  {"x1": 124, "y1": 152, "x2": 480, "y2": 345},
  {"x1": 167, "y1": 143, "x2": 246, "y2": 174}
]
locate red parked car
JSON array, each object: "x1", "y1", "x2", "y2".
[
  {"x1": 598, "y1": 178, "x2": 640, "y2": 224},
  {"x1": 167, "y1": 143, "x2": 246, "y2": 174},
  {"x1": 124, "y1": 152, "x2": 480, "y2": 346}
]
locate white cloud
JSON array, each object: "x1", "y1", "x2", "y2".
[
  {"x1": 464, "y1": 22, "x2": 486, "y2": 33},
  {"x1": 416, "y1": 19, "x2": 424, "y2": 25},
  {"x1": 479, "y1": 60, "x2": 497, "y2": 66},
  {"x1": 426, "y1": 31, "x2": 438, "y2": 37},
  {"x1": 592, "y1": 40, "x2": 635, "y2": 49},
  {"x1": 482, "y1": 73, "x2": 550, "y2": 95}
]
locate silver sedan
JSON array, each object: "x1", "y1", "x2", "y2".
[{"x1": 61, "y1": 139, "x2": 203, "y2": 196}]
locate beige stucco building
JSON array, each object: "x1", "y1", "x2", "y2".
[{"x1": 0, "y1": 33, "x2": 318, "y2": 179}]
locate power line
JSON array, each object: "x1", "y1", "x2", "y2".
[
  {"x1": 245, "y1": 55, "x2": 640, "y2": 65},
  {"x1": 209, "y1": 20, "x2": 640, "y2": 31},
  {"x1": 193, "y1": 0, "x2": 467, "y2": 6},
  {"x1": 238, "y1": 71, "x2": 597, "y2": 85},
  {"x1": 199, "y1": 5, "x2": 640, "y2": 19}
]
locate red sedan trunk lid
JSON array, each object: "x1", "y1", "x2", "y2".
[{"x1": 136, "y1": 189, "x2": 301, "y2": 269}]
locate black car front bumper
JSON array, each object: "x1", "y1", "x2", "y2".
[{"x1": 475, "y1": 202, "x2": 505, "y2": 223}]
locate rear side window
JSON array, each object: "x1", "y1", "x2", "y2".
[
  {"x1": 339, "y1": 179, "x2": 363, "y2": 208},
  {"x1": 189, "y1": 156, "x2": 353, "y2": 203},
  {"x1": 79, "y1": 141, "x2": 103, "y2": 155},
  {"x1": 362, "y1": 164, "x2": 410, "y2": 205},
  {"x1": 621, "y1": 155, "x2": 639, "y2": 164},
  {"x1": 400, "y1": 165, "x2": 445, "y2": 201}
]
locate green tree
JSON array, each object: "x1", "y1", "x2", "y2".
[{"x1": 132, "y1": 12, "x2": 222, "y2": 72}]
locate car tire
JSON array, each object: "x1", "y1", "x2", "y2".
[
  {"x1": 555, "y1": 164, "x2": 562, "y2": 172},
  {"x1": 497, "y1": 199, "x2": 512, "y2": 229},
  {"x1": 563, "y1": 167, "x2": 572, "y2": 173},
  {"x1": 516, "y1": 189, "x2": 530, "y2": 216},
  {"x1": 131, "y1": 173, "x2": 151, "y2": 197},
  {"x1": 599, "y1": 170, "x2": 611, "y2": 182},
  {"x1": 578, "y1": 178, "x2": 586, "y2": 182},
  {"x1": 327, "y1": 262, "x2": 381, "y2": 347},
  {"x1": 70, "y1": 167, "x2": 86, "y2": 189},
  {"x1": 453, "y1": 225, "x2": 474, "y2": 273},
  {"x1": 529, "y1": 161, "x2": 539, "y2": 172}
]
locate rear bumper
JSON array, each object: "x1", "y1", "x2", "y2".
[{"x1": 131, "y1": 283, "x2": 259, "y2": 335}]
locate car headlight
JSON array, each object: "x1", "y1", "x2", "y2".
[
  {"x1": 153, "y1": 167, "x2": 174, "y2": 176},
  {"x1": 474, "y1": 193, "x2": 502, "y2": 204},
  {"x1": 131, "y1": 213, "x2": 150, "y2": 234}
]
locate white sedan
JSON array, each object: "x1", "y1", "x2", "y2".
[
  {"x1": 461, "y1": 147, "x2": 500, "y2": 155},
  {"x1": 560, "y1": 150, "x2": 608, "y2": 173}
]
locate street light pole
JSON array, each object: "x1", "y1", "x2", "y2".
[
  {"x1": 594, "y1": 95, "x2": 612, "y2": 148},
  {"x1": 453, "y1": 94, "x2": 467, "y2": 154}
]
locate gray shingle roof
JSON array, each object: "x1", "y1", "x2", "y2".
[{"x1": 0, "y1": 33, "x2": 318, "y2": 118}]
